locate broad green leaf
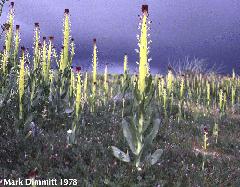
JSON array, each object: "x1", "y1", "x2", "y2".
[{"x1": 111, "y1": 146, "x2": 130, "y2": 163}]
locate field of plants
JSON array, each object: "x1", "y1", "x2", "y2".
[{"x1": 0, "y1": 2, "x2": 240, "y2": 186}]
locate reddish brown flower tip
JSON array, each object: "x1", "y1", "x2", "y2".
[
  {"x1": 43, "y1": 36, "x2": 46, "y2": 41},
  {"x1": 10, "y1": 2, "x2": 14, "y2": 8},
  {"x1": 65, "y1": 9, "x2": 69, "y2": 14},
  {"x1": 142, "y1": 5, "x2": 148, "y2": 13},
  {"x1": 16, "y1": 25, "x2": 20, "y2": 30},
  {"x1": 21, "y1": 46, "x2": 25, "y2": 51},
  {"x1": 27, "y1": 168, "x2": 38, "y2": 179},
  {"x1": 76, "y1": 66, "x2": 81, "y2": 72},
  {"x1": 204, "y1": 127, "x2": 208, "y2": 132},
  {"x1": 34, "y1": 22, "x2": 39, "y2": 27},
  {"x1": 49, "y1": 36, "x2": 54, "y2": 40},
  {"x1": 168, "y1": 65, "x2": 173, "y2": 71},
  {"x1": 93, "y1": 38, "x2": 97, "y2": 43},
  {"x1": 38, "y1": 43, "x2": 42, "y2": 47},
  {"x1": 3, "y1": 46, "x2": 6, "y2": 50},
  {"x1": 3, "y1": 23, "x2": 10, "y2": 31},
  {"x1": 93, "y1": 82, "x2": 97, "y2": 85}
]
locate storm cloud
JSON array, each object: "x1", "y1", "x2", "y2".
[{"x1": 0, "y1": 0, "x2": 240, "y2": 73}]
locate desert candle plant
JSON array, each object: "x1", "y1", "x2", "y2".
[
  {"x1": 75, "y1": 69, "x2": 81, "y2": 119},
  {"x1": 112, "y1": 5, "x2": 163, "y2": 169},
  {"x1": 5, "y1": 2, "x2": 14, "y2": 64},
  {"x1": 42, "y1": 37, "x2": 48, "y2": 82},
  {"x1": 19, "y1": 47, "x2": 25, "y2": 119},
  {"x1": 1, "y1": 45, "x2": 8, "y2": 75},
  {"x1": 33, "y1": 23, "x2": 40, "y2": 71},
  {"x1": 63, "y1": 9, "x2": 70, "y2": 70},
  {"x1": 138, "y1": 5, "x2": 149, "y2": 95},
  {"x1": 13, "y1": 24, "x2": 20, "y2": 67},
  {"x1": 47, "y1": 36, "x2": 53, "y2": 80},
  {"x1": 92, "y1": 38, "x2": 97, "y2": 100}
]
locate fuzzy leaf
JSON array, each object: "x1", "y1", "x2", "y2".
[
  {"x1": 144, "y1": 118, "x2": 161, "y2": 146},
  {"x1": 111, "y1": 146, "x2": 130, "y2": 163},
  {"x1": 122, "y1": 119, "x2": 137, "y2": 155},
  {"x1": 150, "y1": 149, "x2": 163, "y2": 165}
]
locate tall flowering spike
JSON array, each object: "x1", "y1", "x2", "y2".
[
  {"x1": 58, "y1": 46, "x2": 64, "y2": 72},
  {"x1": 104, "y1": 63, "x2": 108, "y2": 93},
  {"x1": 123, "y1": 53, "x2": 128, "y2": 75},
  {"x1": 19, "y1": 47, "x2": 25, "y2": 119},
  {"x1": 13, "y1": 25, "x2": 20, "y2": 67},
  {"x1": 47, "y1": 36, "x2": 53, "y2": 76},
  {"x1": 166, "y1": 67, "x2": 174, "y2": 94},
  {"x1": 63, "y1": 8, "x2": 71, "y2": 70},
  {"x1": 69, "y1": 68, "x2": 75, "y2": 98},
  {"x1": 70, "y1": 38, "x2": 75, "y2": 64},
  {"x1": 92, "y1": 38, "x2": 97, "y2": 96},
  {"x1": 83, "y1": 71, "x2": 88, "y2": 101},
  {"x1": 138, "y1": 4, "x2": 150, "y2": 95},
  {"x1": 33, "y1": 23, "x2": 40, "y2": 71},
  {"x1": 1, "y1": 46, "x2": 8, "y2": 75},
  {"x1": 75, "y1": 71, "x2": 82, "y2": 119},
  {"x1": 42, "y1": 37, "x2": 48, "y2": 82},
  {"x1": 5, "y1": 1, "x2": 14, "y2": 63}
]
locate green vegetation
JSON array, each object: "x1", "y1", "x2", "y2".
[{"x1": 0, "y1": 2, "x2": 239, "y2": 186}]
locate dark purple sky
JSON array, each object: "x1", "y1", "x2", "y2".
[{"x1": 1, "y1": 0, "x2": 240, "y2": 74}]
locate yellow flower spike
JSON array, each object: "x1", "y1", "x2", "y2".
[
  {"x1": 166, "y1": 67, "x2": 174, "y2": 94},
  {"x1": 63, "y1": 9, "x2": 71, "y2": 70},
  {"x1": 1, "y1": 46, "x2": 8, "y2": 75},
  {"x1": 180, "y1": 75, "x2": 184, "y2": 99},
  {"x1": 49, "y1": 70, "x2": 54, "y2": 95},
  {"x1": 70, "y1": 38, "x2": 75, "y2": 65},
  {"x1": 219, "y1": 89, "x2": 223, "y2": 111},
  {"x1": 33, "y1": 23, "x2": 40, "y2": 71},
  {"x1": 47, "y1": 36, "x2": 53, "y2": 78},
  {"x1": 123, "y1": 53, "x2": 128, "y2": 76},
  {"x1": 104, "y1": 64, "x2": 108, "y2": 95},
  {"x1": 13, "y1": 25, "x2": 20, "y2": 67},
  {"x1": 5, "y1": 2, "x2": 14, "y2": 63},
  {"x1": 83, "y1": 71, "x2": 88, "y2": 102},
  {"x1": 59, "y1": 46, "x2": 64, "y2": 72},
  {"x1": 207, "y1": 81, "x2": 210, "y2": 106},
  {"x1": 52, "y1": 47, "x2": 58, "y2": 67},
  {"x1": 75, "y1": 71, "x2": 82, "y2": 119},
  {"x1": 110, "y1": 87, "x2": 113, "y2": 99},
  {"x1": 138, "y1": 5, "x2": 149, "y2": 96},
  {"x1": 42, "y1": 37, "x2": 47, "y2": 82},
  {"x1": 92, "y1": 38, "x2": 97, "y2": 97},
  {"x1": 232, "y1": 69, "x2": 235, "y2": 79},
  {"x1": 158, "y1": 77, "x2": 162, "y2": 98},
  {"x1": 163, "y1": 87, "x2": 167, "y2": 117},
  {"x1": 232, "y1": 85, "x2": 236, "y2": 107},
  {"x1": 19, "y1": 47, "x2": 25, "y2": 119},
  {"x1": 203, "y1": 128, "x2": 209, "y2": 150},
  {"x1": 69, "y1": 69, "x2": 73, "y2": 98}
]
